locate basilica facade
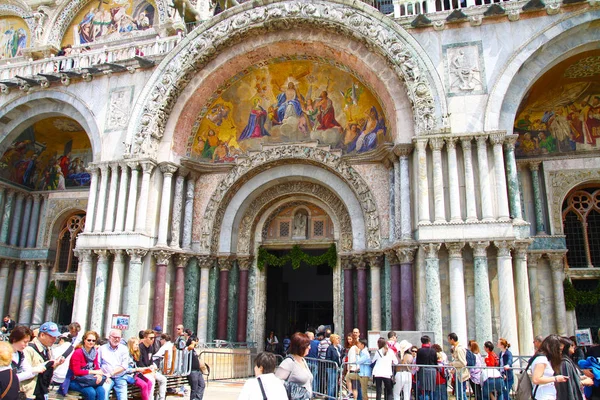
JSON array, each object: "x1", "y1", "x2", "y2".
[{"x1": 0, "y1": 0, "x2": 599, "y2": 355}]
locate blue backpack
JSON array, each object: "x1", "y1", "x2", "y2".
[{"x1": 466, "y1": 349, "x2": 476, "y2": 367}]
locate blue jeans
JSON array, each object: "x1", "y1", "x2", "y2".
[
  {"x1": 502, "y1": 377, "x2": 514, "y2": 400},
  {"x1": 455, "y1": 380, "x2": 467, "y2": 400},
  {"x1": 482, "y1": 377, "x2": 504, "y2": 400},
  {"x1": 327, "y1": 367, "x2": 338, "y2": 399},
  {"x1": 70, "y1": 381, "x2": 106, "y2": 400},
  {"x1": 102, "y1": 376, "x2": 128, "y2": 400},
  {"x1": 435, "y1": 382, "x2": 448, "y2": 400},
  {"x1": 308, "y1": 359, "x2": 319, "y2": 393}
]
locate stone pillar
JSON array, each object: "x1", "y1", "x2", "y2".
[
  {"x1": 182, "y1": 174, "x2": 197, "y2": 250},
  {"x1": 514, "y1": 241, "x2": 534, "y2": 355},
  {"x1": 424, "y1": 244, "x2": 442, "y2": 343},
  {"x1": 9, "y1": 192, "x2": 24, "y2": 246},
  {"x1": 90, "y1": 250, "x2": 110, "y2": 334},
  {"x1": 461, "y1": 137, "x2": 478, "y2": 222},
  {"x1": 124, "y1": 249, "x2": 148, "y2": 338},
  {"x1": 415, "y1": 139, "x2": 430, "y2": 224},
  {"x1": 172, "y1": 254, "x2": 190, "y2": 337},
  {"x1": 237, "y1": 257, "x2": 251, "y2": 342},
  {"x1": 495, "y1": 241, "x2": 520, "y2": 354},
  {"x1": 529, "y1": 162, "x2": 546, "y2": 235},
  {"x1": 549, "y1": 253, "x2": 568, "y2": 336},
  {"x1": 393, "y1": 159, "x2": 400, "y2": 241},
  {"x1": 156, "y1": 164, "x2": 178, "y2": 246},
  {"x1": 32, "y1": 262, "x2": 50, "y2": 324},
  {"x1": 135, "y1": 161, "x2": 156, "y2": 233},
  {"x1": 103, "y1": 164, "x2": 120, "y2": 232},
  {"x1": 170, "y1": 169, "x2": 188, "y2": 249},
  {"x1": 0, "y1": 260, "x2": 11, "y2": 315},
  {"x1": 0, "y1": 190, "x2": 15, "y2": 243},
  {"x1": 447, "y1": 242, "x2": 467, "y2": 342},
  {"x1": 84, "y1": 167, "x2": 99, "y2": 233},
  {"x1": 114, "y1": 163, "x2": 130, "y2": 232},
  {"x1": 527, "y1": 253, "x2": 543, "y2": 336},
  {"x1": 105, "y1": 250, "x2": 125, "y2": 335},
  {"x1": 19, "y1": 196, "x2": 32, "y2": 247},
  {"x1": 27, "y1": 195, "x2": 42, "y2": 247},
  {"x1": 342, "y1": 256, "x2": 355, "y2": 334},
  {"x1": 217, "y1": 257, "x2": 231, "y2": 340},
  {"x1": 489, "y1": 133, "x2": 510, "y2": 220},
  {"x1": 72, "y1": 250, "x2": 94, "y2": 325},
  {"x1": 197, "y1": 256, "x2": 212, "y2": 343},
  {"x1": 0, "y1": 189, "x2": 5, "y2": 230},
  {"x1": 9, "y1": 262, "x2": 25, "y2": 319},
  {"x1": 503, "y1": 135, "x2": 523, "y2": 220},
  {"x1": 429, "y1": 138, "x2": 446, "y2": 223},
  {"x1": 471, "y1": 241, "x2": 493, "y2": 345},
  {"x1": 397, "y1": 247, "x2": 416, "y2": 331},
  {"x1": 398, "y1": 146, "x2": 413, "y2": 239},
  {"x1": 476, "y1": 136, "x2": 494, "y2": 221},
  {"x1": 355, "y1": 255, "x2": 368, "y2": 339},
  {"x1": 94, "y1": 165, "x2": 110, "y2": 232},
  {"x1": 387, "y1": 250, "x2": 401, "y2": 330},
  {"x1": 369, "y1": 253, "x2": 383, "y2": 331},
  {"x1": 446, "y1": 138, "x2": 462, "y2": 222},
  {"x1": 18, "y1": 261, "x2": 38, "y2": 325},
  {"x1": 125, "y1": 162, "x2": 140, "y2": 232},
  {"x1": 153, "y1": 250, "x2": 173, "y2": 329}
]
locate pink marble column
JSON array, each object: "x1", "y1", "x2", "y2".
[
  {"x1": 387, "y1": 250, "x2": 401, "y2": 330},
  {"x1": 236, "y1": 257, "x2": 251, "y2": 343},
  {"x1": 172, "y1": 254, "x2": 190, "y2": 337},
  {"x1": 153, "y1": 250, "x2": 172, "y2": 329},
  {"x1": 217, "y1": 257, "x2": 231, "y2": 340},
  {"x1": 342, "y1": 256, "x2": 354, "y2": 335},
  {"x1": 354, "y1": 255, "x2": 367, "y2": 339},
  {"x1": 397, "y1": 247, "x2": 416, "y2": 331}
]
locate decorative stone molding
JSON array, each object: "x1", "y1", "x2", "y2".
[
  {"x1": 126, "y1": 0, "x2": 445, "y2": 158},
  {"x1": 513, "y1": 240, "x2": 532, "y2": 259},
  {"x1": 42, "y1": 198, "x2": 87, "y2": 247},
  {"x1": 503, "y1": 134, "x2": 518, "y2": 151},
  {"x1": 0, "y1": 5, "x2": 36, "y2": 34},
  {"x1": 384, "y1": 248, "x2": 399, "y2": 265},
  {"x1": 367, "y1": 253, "x2": 384, "y2": 269},
  {"x1": 341, "y1": 255, "x2": 354, "y2": 270},
  {"x1": 237, "y1": 257, "x2": 253, "y2": 271},
  {"x1": 159, "y1": 162, "x2": 178, "y2": 176},
  {"x1": 94, "y1": 249, "x2": 110, "y2": 261},
  {"x1": 489, "y1": 132, "x2": 506, "y2": 145},
  {"x1": 528, "y1": 161, "x2": 541, "y2": 172},
  {"x1": 446, "y1": 242, "x2": 465, "y2": 258},
  {"x1": 353, "y1": 254, "x2": 367, "y2": 270},
  {"x1": 429, "y1": 137, "x2": 445, "y2": 151},
  {"x1": 73, "y1": 249, "x2": 94, "y2": 262},
  {"x1": 197, "y1": 255, "x2": 214, "y2": 269},
  {"x1": 547, "y1": 252, "x2": 566, "y2": 271},
  {"x1": 217, "y1": 256, "x2": 233, "y2": 271},
  {"x1": 153, "y1": 250, "x2": 173, "y2": 265},
  {"x1": 460, "y1": 136, "x2": 473, "y2": 150},
  {"x1": 126, "y1": 249, "x2": 148, "y2": 263}
]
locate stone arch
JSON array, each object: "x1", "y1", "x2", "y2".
[
  {"x1": 125, "y1": 0, "x2": 447, "y2": 158},
  {"x1": 0, "y1": 90, "x2": 102, "y2": 160},
  {"x1": 0, "y1": 5, "x2": 35, "y2": 33},
  {"x1": 44, "y1": 203, "x2": 87, "y2": 249},
  {"x1": 484, "y1": 9, "x2": 600, "y2": 132}
]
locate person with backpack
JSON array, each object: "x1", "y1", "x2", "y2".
[
  {"x1": 498, "y1": 338, "x2": 514, "y2": 399},
  {"x1": 530, "y1": 334, "x2": 569, "y2": 399},
  {"x1": 448, "y1": 333, "x2": 470, "y2": 400}
]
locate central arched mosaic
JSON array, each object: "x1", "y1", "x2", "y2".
[{"x1": 186, "y1": 58, "x2": 389, "y2": 162}]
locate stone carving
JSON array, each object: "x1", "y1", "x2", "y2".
[
  {"x1": 203, "y1": 145, "x2": 379, "y2": 254},
  {"x1": 153, "y1": 250, "x2": 173, "y2": 265},
  {"x1": 443, "y1": 42, "x2": 487, "y2": 97},
  {"x1": 127, "y1": 0, "x2": 442, "y2": 158},
  {"x1": 126, "y1": 249, "x2": 148, "y2": 263},
  {"x1": 292, "y1": 212, "x2": 308, "y2": 238},
  {"x1": 106, "y1": 87, "x2": 133, "y2": 132},
  {"x1": 42, "y1": 197, "x2": 86, "y2": 248},
  {"x1": 494, "y1": 240, "x2": 512, "y2": 257}
]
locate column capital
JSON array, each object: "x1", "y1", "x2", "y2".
[
  {"x1": 395, "y1": 246, "x2": 417, "y2": 263},
  {"x1": 98, "y1": 163, "x2": 110, "y2": 175},
  {"x1": 384, "y1": 249, "x2": 399, "y2": 265},
  {"x1": 527, "y1": 252, "x2": 542, "y2": 267},
  {"x1": 445, "y1": 136, "x2": 458, "y2": 150},
  {"x1": 504, "y1": 134, "x2": 518, "y2": 151},
  {"x1": 429, "y1": 137, "x2": 445, "y2": 151},
  {"x1": 15, "y1": 191, "x2": 25, "y2": 200},
  {"x1": 341, "y1": 255, "x2": 354, "y2": 270},
  {"x1": 126, "y1": 248, "x2": 148, "y2": 263},
  {"x1": 393, "y1": 144, "x2": 413, "y2": 158},
  {"x1": 460, "y1": 136, "x2": 473, "y2": 150},
  {"x1": 475, "y1": 135, "x2": 488, "y2": 148},
  {"x1": 367, "y1": 252, "x2": 383, "y2": 269},
  {"x1": 111, "y1": 249, "x2": 125, "y2": 261},
  {"x1": 109, "y1": 163, "x2": 119, "y2": 173},
  {"x1": 86, "y1": 165, "x2": 100, "y2": 176},
  {"x1": 217, "y1": 256, "x2": 233, "y2": 271},
  {"x1": 197, "y1": 255, "x2": 215, "y2": 269},
  {"x1": 175, "y1": 254, "x2": 191, "y2": 269},
  {"x1": 470, "y1": 241, "x2": 490, "y2": 257},
  {"x1": 94, "y1": 249, "x2": 110, "y2": 261},
  {"x1": 415, "y1": 139, "x2": 428, "y2": 151},
  {"x1": 446, "y1": 242, "x2": 465, "y2": 258},
  {"x1": 159, "y1": 162, "x2": 178, "y2": 176},
  {"x1": 153, "y1": 250, "x2": 173, "y2": 265},
  {"x1": 126, "y1": 161, "x2": 140, "y2": 171},
  {"x1": 0, "y1": 259, "x2": 11, "y2": 269},
  {"x1": 547, "y1": 252, "x2": 566, "y2": 270},
  {"x1": 489, "y1": 132, "x2": 506, "y2": 146},
  {"x1": 237, "y1": 256, "x2": 253, "y2": 271},
  {"x1": 14, "y1": 261, "x2": 25, "y2": 270},
  {"x1": 140, "y1": 160, "x2": 157, "y2": 174},
  {"x1": 352, "y1": 254, "x2": 367, "y2": 270},
  {"x1": 494, "y1": 240, "x2": 513, "y2": 257},
  {"x1": 38, "y1": 261, "x2": 50, "y2": 271},
  {"x1": 528, "y1": 161, "x2": 541, "y2": 172},
  {"x1": 513, "y1": 240, "x2": 532, "y2": 259},
  {"x1": 24, "y1": 260, "x2": 37, "y2": 270},
  {"x1": 177, "y1": 166, "x2": 190, "y2": 178},
  {"x1": 73, "y1": 248, "x2": 94, "y2": 262},
  {"x1": 422, "y1": 243, "x2": 441, "y2": 259}
]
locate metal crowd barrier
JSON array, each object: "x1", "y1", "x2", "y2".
[
  {"x1": 157, "y1": 348, "x2": 194, "y2": 376},
  {"x1": 198, "y1": 350, "x2": 283, "y2": 383}
]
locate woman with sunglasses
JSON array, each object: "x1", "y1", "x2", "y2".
[{"x1": 68, "y1": 330, "x2": 106, "y2": 400}]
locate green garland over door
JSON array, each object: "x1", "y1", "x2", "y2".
[{"x1": 257, "y1": 244, "x2": 337, "y2": 271}]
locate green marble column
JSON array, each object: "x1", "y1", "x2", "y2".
[
  {"x1": 207, "y1": 265, "x2": 218, "y2": 343},
  {"x1": 183, "y1": 257, "x2": 199, "y2": 331},
  {"x1": 471, "y1": 241, "x2": 493, "y2": 346},
  {"x1": 247, "y1": 263, "x2": 257, "y2": 344},
  {"x1": 529, "y1": 162, "x2": 546, "y2": 234},
  {"x1": 227, "y1": 262, "x2": 239, "y2": 342},
  {"x1": 503, "y1": 135, "x2": 523, "y2": 220}
]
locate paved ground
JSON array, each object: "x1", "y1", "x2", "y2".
[{"x1": 174, "y1": 380, "x2": 245, "y2": 399}]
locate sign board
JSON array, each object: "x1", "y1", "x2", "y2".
[
  {"x1": 575, "y1": 328, "x2": 593, "y2": 346},
  {"x1": 368, "y1": 330, "x2": 436, "y2": 351},
  {"x1": 111, "y1": 314, "x2": 130, "y2": 330}
]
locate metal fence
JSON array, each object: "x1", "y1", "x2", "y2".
[{"x1": 197, "y1": 350, "x2": 284, "y2": 383}]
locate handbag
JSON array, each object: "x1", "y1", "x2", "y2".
[
  {"x1": 282, "y1": 356, "x2": 310, "y2": 400},
  {"x1": 72, "y1": 373, "x2": 107, "y2": 388},
  {"x1": 515, "y1": 354, "x2": 539, "y2": 400},
  {"x1": 0, "y1": 369, "x2": 12, "y2": 399}
]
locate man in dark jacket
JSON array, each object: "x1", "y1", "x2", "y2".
[{"x1": 416, "y1": 335, "x2": 438, "y2": 400}]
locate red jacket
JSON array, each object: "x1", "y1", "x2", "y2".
[
  {"x1": 485, "y1": 351, "x2": 499, "y2": 367},
  {"x1": 69, "y1": 348, "x2": 100, "y2": 376}
]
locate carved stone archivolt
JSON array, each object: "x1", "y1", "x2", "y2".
[
  {"x1": 0, "y1": 5, "x2": 36, "y2": 34},
  {"x1": 201, "y1": 145, "x2": 381, "y2": 254},
  {"x1": 126, "y1": 0, "x2": 445, "y2": 158}
]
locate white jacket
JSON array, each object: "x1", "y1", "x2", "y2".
[{"x1": 372, "y1": 348, "x2": 398, "y2": 378}]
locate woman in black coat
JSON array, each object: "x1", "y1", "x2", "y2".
[{"x1": 325, "y1": 334, "x2": 342, "y2": 399}]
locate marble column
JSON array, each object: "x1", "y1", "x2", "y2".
[
  {"x1": 503, "y1": 135, "x2": 523, "y2": 220},
  {"x1": 393, "y1": 159, "x2": 400, "y2": 241},
  {"x1": 447, "y1": 242, "x2": 467, "y2": 342},
  {"x1": 387, "y1": 250, "x2": 401, "y2": 330},
  {"x1": 114, "y1": 163, "x2": 130, "y2": 232},
  {"x1": 490, "y1": 133, "x2": 510, "y2": 220},
  {"x1": 0, "y1": 189, "x2": 5, "y2": 230},
  {"x1": 237, "y1": 257, "x2": 251, "y2": 342},
  {"x1": 156, "y1": 164, "x2": 178, "y2": 246},
  {"x1": 495, "y1": 241, "x2": 520, "y2": 354},
  {"x1": 217, "y1": 257, "x2": 231, "y2": 340},
  {"x1": 0, "y1": 260, "x2": 11, "y2": 315},
  {"x1": 415, "y1": 139, "x2": 430, "y2": 224},
  {"x1": 32, "y1": 262, "x2": 50, "y2": 324},
  {"x1": 84, "y1": 167, "x2": 99, "y2": 233},
  {"x1": 153, "y1": 250, "x2": 173, "y2": 329},
  {"x1": 398, "y1": 146, "x2": 413, "y2": 239},
  {"x1": 430, "y1": 138, "x2": 446, "y2": 223},
  {"x1": 549, "y1": 253, "x2": 568, "y2": 336},
  {"x1": 124, "y1": 249, "x2": 148, "y2": 339},
  {"x1": 424, "y1": 244, "x2": 442, "y2": 343},
  {"x1": 529, "y1": 162, "x2": 546, "y2": 235},
  {"x1": 71, "y1": 250, "x2": 94, "y2": 325},
  {"x1": 197, "y1": 256, "x2": 212, "y2": 343},
  {"x1": 9, "y1": 192, "x2": 24, "y2": 246},
  {"x1": 135, "y1": 161, "x2": 156, "y2": 233},
  {"x1": 184, "y1": 257, "x2": 200, "y2": 330},
  {"x1": 514, "y1": 242, "x2": 534, "y2": 355},
  {"x1": 471, "y1": 241, "x2": 493, "y2": 345},
  {"x1": 18, "y1": 196, "x2": 32, "y2": 247},
  {"x1": 446, "y1": 138, "x2": 462, "y2": 222},
  {"x1": 0, "y1": 190, "x2": 15, "y2": 243},
  {"x1": 27, "y1": 195, "x2": 42, "y2": 247},
  {"x1": 476, "y1": 136, "x2": 494, "y2": 221},
  {"x1": 355, "y1": 255, "x2": 368, "y2": 338},
  {"x1": 527, "y1": 253, "x2": 543, "y2": 336},
  {"x1": 397, "y1": 247, "x2": 416, "y2": 331},
  {"x1": 170, "y1": 169, "x2": 188, "y2": 249},
  {"x1": 90, "y1": 250, "x2": 110, "y2": 334},
  {"x1": 342, "y1": 256, "x2": 355, "y2": 334},
  {"x1": 125, "y1": 162, "x2": 140, "y2": 232},
  {"x1": 369, "y1": 253, "x2": 383, "y2": 331},
  {"x1": 93, "y1": 165, "x2": 110, "y2": 232},
  {"x1": 182, "y1": 174, "x2": 197, "y2": 250},
  {"x1": 104, "y1": 164, "x2": 120, "y2": 232},
  {"x1": 172, "y1": 254, "x2": 190, "y2": 337},
  {"x1": 18, "y1": 261, "x2": 37, "y2": 325},
  {"x1": 105, "y1": 250, "x2": 125, "y2": 335},
  {"x1": 461, "y1": 137, "x2": 478, "y2": 222},
  {"x1": 9, "y1": 262, "x2": 25, "y2": 319}
]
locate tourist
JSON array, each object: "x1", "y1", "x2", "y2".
[
  {"x1": 498, "y1": 338, "x2": 514, "y2": 399},
  {"x1": 266, "y1": 331, "x2": 279, "y2": 353},
  {"x1": 352, "y1": 328, "x2": 361, "y2": 342},
  {"x1": 126, "y1": 337, "x2": 154, "y2": 400},
  {"x1": 175, "y1": 325, "x2": 186, "y2": 351},
  {"x1": 393, "y1": 340, "x2": 413, "y2": 400},
  {"x1": 434, "y1": 346, "x2": 448, "y2": 400},
  {"x1": 467, "y1": 340, "x2": 484, "y2": 400},
  {"x1": 138, "y1": 329, "x2": 167, "y2": 400},
  {"x1": 275, "y1": 332, "x2": 313, "y2": 398},
  {"x1": 568, "y1": 335, "x2": 586, "y2": 363},
  {"x1": 152, "y1": 334, "x2": 174, "y2": 369},
  {"x1": 318, "y1": 328, "x2": 332, "y2": 360},
  {"x1": 372, "y1": 337, "x2": 397, "y2": 400},
  {"x1": 69, "y1": 322, "x2": 83, "y2": 346},
  {"x1": 345, "y1": 333, "x2": 360, "y2": 399},
  {"x1": 238, "y1": 352, "x2": 287, "y2": 399},
  {"x1": 185, "y1": 333, "x2": 205, "y2": 400},
  {"x1": 68, "y1": 330, "x2": 106, "y2": 400},
  {"x1": 531, "y1": 334, "x2": 569, "y2": 399},
  {"x1": 386, "y1": 331, "x2": 398, "y2": 355},
  {"x1": 325, "y1": 333, "x2": 342, "y2": 399},
  {"x1": 51, "y1": 333, "x2": 75, "y2": 385},
  {"x1": 9, "y1": 326, "x2": 45, "y2": 386},
  {"x1": 556, "y1": 336, "x2": 592, "y2": 399},
  {"x1": 481, "y1": 341, "x2": 503, "y2": 400},
  {"x1": 305, "y1": 331, "x2": 320, "y2": 393},
  {"x1": 356, "y1": 338, "x2": 372, "y2": 400},
  {"x1": 1, "y1": 315, "x2": 15, "y2": 334},
  {"x1": 534, "y1": 335, "x2": 544, "y2": 352},
  {"x1": 0, "y1": 341, "x2": 19, "y2": 398},
  {"x1": 416, "y1": 335, "x2": 437, "y2": 400},
  {"x1": 99, "y1": 328, "x2": 129, "y2": 400}
]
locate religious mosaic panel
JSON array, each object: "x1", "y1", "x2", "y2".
[
  {"x1": 514, "y1": 50, "x2": 600, "y2": 158},
  {"x1": 0, "y1": 117, "x2": 92, "y2": 190},
  {"x1": 187, "y1": 58, "x2": 389, "y2": 162},
  {"x1": 61, "y1": 0, "x2": 156, "y2": 47},
  {"x1": 0, "y1": 16, "x2": 30, "y2": 59}
]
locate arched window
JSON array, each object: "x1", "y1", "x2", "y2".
[
  {"x1": 562, "y1": 187, "x2": 600, "y2": 268},
  {"x1": 54, "y1": 213, "x2": 85, "y2": 273}
]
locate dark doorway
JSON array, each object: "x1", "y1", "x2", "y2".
[
  {"x1": 56, "y1": 281, "x2": 75, "y2": 326},
  {"x1": 265, "y1": 248, "x2": 334, "y2": 346}
]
